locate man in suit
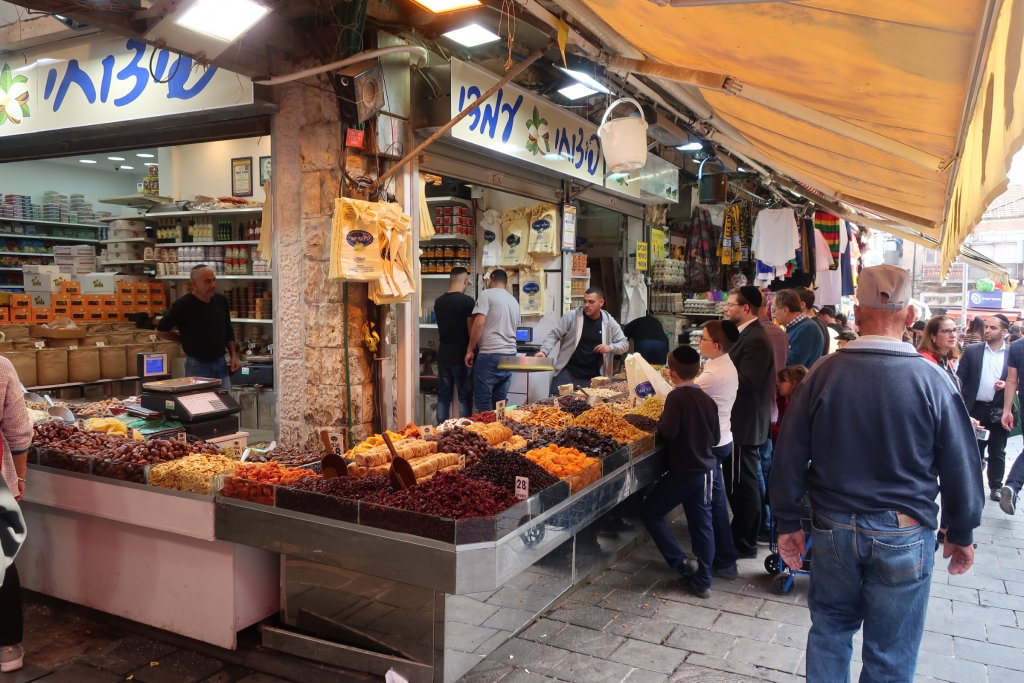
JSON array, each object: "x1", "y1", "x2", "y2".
[
  {"x1": 957, "y1": 314, "x2": 1011, "y2": 501},
  {"x1": 723, "y1": 285, "x2": 777, "y2": 557}
]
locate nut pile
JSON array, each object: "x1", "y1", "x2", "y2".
[
  {"x1": 629, "y1": 396, "x2": 666, "y2": 420},
  {"x1": 149, "y1": 453, "x2": 239, "y2": 494},
  {"x1": 464, "y1": 450, "x2": 559, "y2": 493},
  {"x1": 520, "y1": 406, "x2": 574, "y2": 430},
  {"x1": 622, "y1": 414, "x2": 659, "y2": 432},
  {"x1": 550, "y1": 427, "x2": 620, "y2": 458},
  {"x1": 556, "y1": 396, "x2": 592, "y2": 417},
  {"x1": 573, "y1": 408, "x2": 649, "y2": 444},
  {"x1": 425, "y1": 427, "x2": 490, "y2": 467}
]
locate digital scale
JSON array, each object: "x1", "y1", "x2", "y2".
[{"x1": 139, "y1": 377, "x2": 241, "y2": 440}]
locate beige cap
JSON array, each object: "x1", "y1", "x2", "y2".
[{"x1": 856, "y1": 265, "x2": 912, "y2": 310}]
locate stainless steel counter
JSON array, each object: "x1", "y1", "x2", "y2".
[{"x1": 215, "y1": 445, "x2": 667, "y2": 683}]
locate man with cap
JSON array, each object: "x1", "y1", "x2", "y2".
[
  {"x1": 641, "y1": 345, "x2": 721, "y2": 599},
  {"x1": 770, "y1": 265, "x2": 982, "y2": 682},
  {"x1": 722, "y1": 285, "x2": 777, "y2": 558},
  {"x1": 957, "y1": 314, "x2": 1011, "y2": 501}
]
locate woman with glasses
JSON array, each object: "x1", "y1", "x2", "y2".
[{"x1": 918, "y1": 315, "x2": 962, "y2": 390}]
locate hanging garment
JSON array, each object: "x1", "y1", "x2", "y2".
[
  {"x1": 814, "y1": 211, "x2": 841, "y2": 267},
  {"x1": 751, "y1": 208, "x2": 800, "y2": 269},
  {"x1": 848, "y1": 223, "x2": 863, "y2": 289},
  {"x1": 678, "y1": 208, "x2": 719, "y2": 292},
  {"x1": 718, "y1": 205, "x2": 742, "y2": 266},
  {"x1": 840, "y1": 220, "x2": 855, "y2": 296},
  {"x1": 418, "y1": 175, "x2": 436, "y2": 240},
  {"x1": 623, "y1": 271, "x2": 648, "y2": 323},
  {"x1": 814, "y1": 227, "x2": 842, "y2": 306},
  {"x1": 754, "y1": 260, "x2": 776, "y2": 287}
]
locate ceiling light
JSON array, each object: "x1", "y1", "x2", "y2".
[
  {"x1": 136, "y1": 153, "x2": 155, "y2": 158},
  {"x1": 410, "y1": 0, "x2": 482, "y2": 12},
  {"x1": 558, "y1": 83, "x2": 599, "y2": 101},
  {"x1": 557, "y1": 67, "x2": 612, "y2": 95},
  {"x1": 108, "y1": 156, "x2": 125, "y2": 161},
  {"x1": 13, "y1": 58, "x2": 61, "y2": 73},
  {"x1": 144, "y1": 163, "x2": 159, "y2": 167},
  {"x1": 78, "y1": 159, "x2": 97, "y2": 164},
  {"x1": 737, "y1": 166, "x2": 748, "y2": 172},
  {"x1": 120, "y1": 165, "x2": 135, "y2": 170},
  {"x1": 676, "y1": 142, "x2": 704, "y2": 151},
  {"x1": 175, "y1": 0, "x2": 270, "y2": 43},
  {"x1": 443, "y1": 23, "x2": 500, "y2": 48}
]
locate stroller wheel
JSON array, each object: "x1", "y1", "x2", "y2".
[
  {"x1": 764, "y1": 553, "x2": 782, "y2": 575},
  {"x1": 773, "y1": 574, "x2": 793, "y2": 594}
]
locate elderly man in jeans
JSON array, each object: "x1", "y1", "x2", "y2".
[{"x1": 770, "y1": 265, "x2": 982, "y2": 682}]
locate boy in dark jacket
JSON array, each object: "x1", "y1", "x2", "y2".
[{"x1": 641, "y1": 345, "x2": 721, "y2": 598}]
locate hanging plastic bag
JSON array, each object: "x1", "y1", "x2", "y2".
[
  {"x1": 329, "y1": 197, "x2": 384, "y2": 282},
  {"x1": 480, "y1": 209, "x2": 501, "y2": 267},
  {"x1": 518, "y1": 267, "x2": 546, "y2": 317},
  {"x1": 499, "y1": 207, "x2": 531, "y2": 267},
  {"x1": 527, "y1": 203, "x2": 560, "y2": 255},
  {"x1": 625, "y1": 352, "x2": 673, "y2": 402}
]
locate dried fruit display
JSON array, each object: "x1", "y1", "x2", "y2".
[
  {"x1": 276, "y1": 475, "x2": 390, "y2": 522},
  {"x1": 221, "y1": 462, "x2": 320, "y2": 506},
  {"x1": 243, "y1": 446, "x2": 322, "y2": 467},
  {"x1": 462, "y1": 422, "x2": 513, "y2": 446},
  {"x1": 628, "y1": 396, "x2": 666, "y2": 420},
  {"x1": 149, "y1": 453, "x2": 238, "y2": 494},
  {"x1": 503, "y1": 408, "x2": 533, "y2": 422},
  {"x1": 494, "y1": 435, "x2": 528, "y2": 451},
  {"x1": 425, "y1": 427, "x2": 489, "y2": 467},
  {"x1": 550, "y1": 427, "x2": 620, "y2": 458},
  {"x1": 373, "y1": 471, "x2": 517, "y2": 519},
  {"x1": 344, "y1": 430, "x2": 406, "y2": 458},
  {"x1": 92, "y1": 438, "x2": 220, "y2": 483},
  {"x1": 572, "y1": 408, "x2": 649, "y2": 444},
  {"x1": 464, "y1": 450, "x2": 559, "y2": 493},
  {"x1": 621, "y1": 414, "x2": 659, "y2": 432},
  {"x1": 522, "y1": 444, "x2": 601, "y2": 493},
  {"x1": 556, "y1": 396, "x2": 592, "y2": 417},
  {"x1": 468, "y1": 411, "x2": 497, "y2": 423},
  {"x1": 519, "y1": 406, "x2": 573, "y2": 430}
]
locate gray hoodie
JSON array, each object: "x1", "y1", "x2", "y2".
[{"x1": 539, "y1": 308, "x2": 629, "y2": 376}]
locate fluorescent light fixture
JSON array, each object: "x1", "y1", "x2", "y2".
[
  {"x1": 543, "y1": 153, "x2": 562, "y2": 161},
  {"x1": 737, "y1": 166, "x2": 748, "y2": 172},
  {"x1": 136, "y1": 153, "x2": 155, "y2": 158},
  {"x1": 120, "y1": 165, "x2": 135, "y2": 170},
  {"x1": 676, "y1": 142, "x2": 703, "y2": 151},
  {"x1": 175, "y1": 0, "x2": 270, "y2": 42},
  {"x1": 443, "y1": 23, "x2": 500, "y2": 48},
  {"x1": 13, "y1": 58, "x2": 61, "y2": 73},
  {"x1": 410, "y1": 0, "x2": 482, "y2": 12},
  {"x1": 144, "y1": 163, "x2": 159, "y2": 167},
  {"x1": 78, "y1": 159, "x2": 97, "y2": 164},
  {"x1": 108, "y1": 156, "x2": 125, "y2": 161},
  {"x1": 558, "y1": 83, "x2": 599, "y2": 100},
  {"x1": 557, "y1": 67, "x2": 612, "y2": 95}
]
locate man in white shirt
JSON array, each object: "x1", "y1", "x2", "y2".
[{"x1": 957, "y1": 314, "x2": 1011, "y2": 501}]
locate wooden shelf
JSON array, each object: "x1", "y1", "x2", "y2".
[
  {"x1": 103, "y1": 238, "x2": 152, "y2": 244},
  {"x1": 144, "y1": 207, "x2": 263, "y2": 218},
  {"x1": 27, "y1": 376, "x2": 141, "y2": 391},
  {"x1": 100, "y1": 260, "x2": 152, "y2": 266},
  {"x1": 419, "y1": 323, "x2": 438, "y2": 329},
  {"x1": 0, "y1": 267, "x2": 24, "y2": 272},
  {"x1": 423, "y1": 234, "x2": 472, "y2": 242},
  {"x1": 425, "y1": 196, "x2": 473, "y2": 207},
  {"x1": 421, "y1": 274, "x2": 451, "y2": 280}
]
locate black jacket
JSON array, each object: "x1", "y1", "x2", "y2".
[
  {"x1": 956, "y1": 342, "x2": 1009, "y2": 413},
  {"x1": 728, "y1": 319, "x2": 777, "y2": 445}
]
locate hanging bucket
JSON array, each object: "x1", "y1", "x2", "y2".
[{"x1": 597, "y1": 98, "x2": 649, "y2": 173}]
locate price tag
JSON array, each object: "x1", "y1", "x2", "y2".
[
  {"x1": 67, "y1": 345, "x2": 78, "y2": 351},
  {"x1": 34, "y1": 341, "x2": 45, "y2": 350},
  {"x1": 515, "y1": 476, "x2": 529, "y2": 500},
  {"x1": 635, "y1": 241, "x2": 648, "y2": 271},
  {"x1": 495, "y1": 400, "x2": 506, "y2": 421},
  {"x1": 421, "y1": 425, "x2": 436, "y2": 437},
  {"x1": 96, "y1": 341, "x2": 105, "y2": 347},
  {"x1": 558, "y1": 383, "x2": 574, "y2": 396},
  {"x1": 149, "y1": 334, "x2": 157, "y2": 343},
  {"x1": 176, "y1": 431, "x2": 188, "y2": 443}
]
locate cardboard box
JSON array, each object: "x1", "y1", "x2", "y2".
[
  {"x1": 116, "y1": 281, "x2": 135, "y2": 296},
  {"x1": 10, "y1": 294, "x2": 31, "y2": 308},
  {"x1": 133, "y1": 283, "x2": 149, "y2": 295},
  {"x1": 11, "y1": 309, "x2": 31, "y2": 323},
  {"x1": 103, "y1": 309, "x2": 121, "y2": 321},
  {"x1": 148, "y1": 282, "x2": 165, "y2": 295},
  {"x1": 61, "y1": 282, "x2": 81, "y2": 295},
  {"x1": 52, "y1": 296, "x2": 70, "y2": 309},
  {"x1": 51, "y1": 306, "x2": 69, "y2": 318},
  {"x1": 28, "y1": 292, "x2": 52, "y2": 308},
  {"x1": 118, "y1": 296, "x2": 134, "y2": 310},
  {"x1": 83, "y1": 294, "x2": 102, "y2": 308},
  {"x1": 22, "y1": 264, "x2": 60, "y2": 275},
  {"x1": 69, "y1": 296, "x2": 84, "y2": 307},
  {"x1": 23, "y1": 271, "x2": 65, "y2": 293},
  {"x1": 0, "y1": 307, "x2": 9, "y2": 323},
  {"x1": 100, "y1": 295, "x2": 117, "y2": 307},
  {"x1": 86, "y1": 308, "x2": 103, "y2": 321},
  {"x1": 31, "y1": 308, "x2": 52, "y2": 324},
  {"x1": 134, "y1": 295, "x2": 150, "y2": 307},
  {"x1": 69, "y1": 306, "x2": 87, "y2": 321},
  {"x1": 79, "y1": 272, "x2": 118, "y2": 294}
]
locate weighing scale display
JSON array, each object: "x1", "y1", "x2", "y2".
[
  {"x1": 178, "y1": 391, "x2": 229, "y2": 418},
  {"x1": 142, "y1": 353, "x2": 167, "y2": 377}
]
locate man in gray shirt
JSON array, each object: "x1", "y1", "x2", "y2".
[{"x1": 466, "y1": 269, "x2": 521, "y2": 412}]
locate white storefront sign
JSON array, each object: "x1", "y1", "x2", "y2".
[{"x1": 0, "y1": 37, "x2": 254, "y2": 138}]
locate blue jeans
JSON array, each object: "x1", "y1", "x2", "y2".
[
  {"x1": 641, "y1": 469, "x2": 715, "y2": 591},
  {"x1": 1006, "y1": 447, "x2": 1024, "y2": 492},
  {"x1": 711, "y1": 444, "x2": 739, "y2": 570},
  {"x1": 473, "y1": 353, "x2": 514, "y2": 412},
  {"x1": 437, "y1": 362, "x2": 473, "y2": 421},
  {"x1": 185, "y1": 356, "x2": 231, "y2": 389},
  {"x1": 549, "y1": 367, "x2": 593, "y2": 396},
  {"x1": 756, "y1": 440, "x2": 774, "y2": 533},
  {"x1": 806, "y1": 510, "x2": 935, "y2": 683},
  {"x1": 635, "y1": 339, "x2": 669, "y2": 366}
]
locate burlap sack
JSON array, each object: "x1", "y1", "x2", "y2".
[
  {"x1": 124, "y1": 343, "x2": 153, "y2": 374},
  {"x1": 36, "y1": 348, "x2": 69, "y2": 386},
  {"x1": 134, "y1": 331, "x2": 159, "y2": 344},
  {"x1": 11, "y1": 339, "x2": 41, "y2": 350},
  {"x1": 99, "y1": 345, "x2": 127, "y2": 380},
  {"x1": 153, "y1": 340, "x2": 180, "y2": 359},
  {"x1": 82, "y1": 335, "x2": 109, "y2": 347},
  {"x1": 106, "y1": 332, "x2": 135, "y2": 345},
  {"x1": 3, "y1": 325, "x2": 30, "y2": 340},
  {"x1": 3, "y1": 350, "x2": 36, "y2": 387},
  {"x1": 68, "y1": 347, "x2": 100, "y2": 383}
]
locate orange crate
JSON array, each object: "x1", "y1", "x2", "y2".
[
  {"x1": 69, "y1": 306, "x2": 87, "y2": 321},
  {"x1": 103, "y1": 309, "x2": 121, "y2": 321},
  {"x1": 51, "y1": 306, "x2": 69, "y2": 317},
  {"x1": 10, "y1": 294, "x2": 30, "y2": 308},
  {"x1": 31, "y1": 308, "x2": 52, "y2": 324},
  {"x1": 60, "y1": 282, "x2": 81, "y2": 295},
  {"x1": 100, "y1": 295, "x2": 117, "y2": 307},
  {"x1": 0, "y1": 307, "x2": 9, "y2": 323},
  {"x1": 11, "y1": 309, "x2": 31, "y2": 323},
  {"x1": 118, "y1": 296, "x2": 134, "y2": 309},
  {"x1": 83, "y1": 294, "x2": 102, "y2": 307},
  {"x1": 133, "y1": 283, "x2": 148, "y2": 295},
  {"x1": 85, "y1": 308, "x2": 103, "y2": 321},
  {"x1": 52, "y1": 296, "x2": 70, "y2": 309},
  {"x1": 134, "y1": 295, "x2": 150, "y2": 307},
  {"x1": 116, "y1": 281, "x2": 134, "y2": 296},
  {"x1": 148, "y1": 282, "x2": 165, "y2": 295},
  {"x1": 69, "y1": 296, "x2": 84, "y2": 307}
]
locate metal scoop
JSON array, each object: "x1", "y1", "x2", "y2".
[{"x1": 47, "y1": 406, "x2": 76, "y2": 423}]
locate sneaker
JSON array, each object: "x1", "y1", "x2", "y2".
[
  {"x1": 679, "y1": 576, "x2": 711, "y2": 599},
  {"x1": 679, "y1": 558, "x2": 699, "y2": 578},
  {"x1": 712, "y1": 564, "x2": 739, "y2": 580},
  {"x1": 1000, "y1": 486, "x2": 1017, "y2": 515},
  {"x1": 736, "y1": 547, "x2": 758, "y2": 559},
  {"x1": 757, "y1": 531, "x2": 772, "y2": 546},
  {"x1": 0, "y1": 644, "x2": 23, "y2": 673},
  {"x1": 990, "y1": 489, "x2": 1002, "y2": 502}
]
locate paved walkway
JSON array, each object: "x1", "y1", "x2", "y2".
[{"x1": 460, "y1": 438, "x2": 1024, "y2": 683}]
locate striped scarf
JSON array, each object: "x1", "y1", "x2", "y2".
[{"x1": 814, "y1": 211, "x2": 841, "y2": 269}]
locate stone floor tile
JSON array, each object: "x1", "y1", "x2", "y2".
[
  {"x1": 918, "y1": 630, "x2": 954, "y2": 656},
  {"x1": 496, "y1": 668, "x2": 559, "y2": 683},
  {"x1": 568, "y1": 585, "x2": 617, "y2": 606},
  {"x1": 664, "y1": 625, "x2": 735, "y2": 658},
  {"x1": 198, "y1": 665, "x2": 265, "y2": 683},
  {"x1": 978, "y1": 589, "x2": 1024, "y2": 611},
  {"x1": 927, "y1": 597, "x2": 953, "y2": 616},
  {"x1": 599, "y1": 589, "x2": 669, "y2": 618},
  {"x1": 669, "y1": 662, "x2": 760, "y2": 682},
  {"x1": 1003, "y1": 579, "x2": 1024, "y2": 596},
  {"x1": 681, "y1": 653, "x2": 804, "y2": 683},
  {"x1": 986, "y1": 623, "x2": 1024, "y2": 648},
  {"x1": 547, "y1": 652, "x2": 633, "y2": 683},
  {"x1": 228, "y1": 673, "x2": 294, "y2": 683},
  {"x1": 949, "y1": 601, "x2": 1017, "y2": 627},
  {"x1": 0, "y1": 662, "x2": 52, "y2": 683},
  {"x1": 710, "y1": 612, "x2": 780, "y2": 643},
  {"x1": 609, "y1": 557, "x2": 653, "y2": 575},
  {"x1": 952, "y1": 637, "x2": 1024, "y2": 669},
  {"x1": 987, "y1": 665, "x2": 1024, "y2": 683},
  {"x1": 643, "y1": 599, "x2": 722, "y2": 629},
  {"x1": 725, "y1": 637, "x2": 804, "y2": 675},
  {"x1": 537, "y1": 623, "x2": 626, "y2": 658},
  {"x1": 622, "y1": 668, "x2": 669, "y2": 683},
  {"x1": 459, "y1": 658, "x2": 515, "y2": 683},
  {"x1": 651, "y1": 581, "x2": 765, "y2": 617},
  {"x1": 126, "y1": 650, "x2": 224, "y2": 683},
  {"x1": 32, "y1": 663, "x2": 123, "y2": 683},
  {"x1": 755, "y1": 601, "x2": 811, "y2": 628},
  {"x1": 927, "y1": 583, "x2": 980, "y2": 604},
  {"x1": 604, "y1": 614, "x2": 677, "y2": 645},
  {"x1": 607, "y1": 640, "x2": 687, "y2": 675},
  {"x1": 592, "y1": 569, "x2": 661, "y2": 593},
  {"x1": 517, "y1": 619, "x2": 566, "y2": 644},
  {"x1": 770, "y1": 623, "x2": 809, "y2": 651},
  {"x1": 946, "y1": 572, "x2": 1006, "y2": 593},
  {"x1": 78, "y1": 636, "x2": 179, "y2": 676},
  {"x1": 913, "y1": 653, "x2": 988, "y2": 683},
  {"x1": 486, "y1": 639, "x2": 571, "y2": 677},
  {"x1": 545, "y1": 602, "x2": 622, "y2": 631}
]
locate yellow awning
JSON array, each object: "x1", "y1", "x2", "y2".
[{"x1": 579, "y1": 0, "x2": 1024, "y2": 276}]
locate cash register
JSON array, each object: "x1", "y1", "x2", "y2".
[{"x1": 139, "y1": 374, "x2": 241, "y2": 440}]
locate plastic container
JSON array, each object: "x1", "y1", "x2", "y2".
[{"x1": 598, "y1": 97, "x2": 649, "y2": 172}]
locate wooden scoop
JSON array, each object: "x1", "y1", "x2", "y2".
[{"x1": 383, "y1": 432, "x2": 415, "y2": 490}]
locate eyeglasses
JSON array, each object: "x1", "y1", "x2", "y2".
[
  {"x1": 700, "y1": 335, "x2": 713, "y2": 342},
  {"x1": 938, "y1": 328, "x2": 958, "y2": 334}
]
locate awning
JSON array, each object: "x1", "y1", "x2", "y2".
[{"x1": 574, "y1": 0, "x2": 1024, "y2": 277}]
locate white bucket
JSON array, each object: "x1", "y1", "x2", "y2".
[{"x1": 597, "y1": 98, "x2": 649, "y2": 173}]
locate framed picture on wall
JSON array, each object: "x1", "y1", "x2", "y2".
[
  {"x1": 259, "y1": 156, "x2": 272, "y2": 186},
  {"x1": 231, "y1": 157, "x2": 253, "y2": 197}
]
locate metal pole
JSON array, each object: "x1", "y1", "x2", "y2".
[{"x1": 961, "y1": 257, "x2": 969, "y2": 329}]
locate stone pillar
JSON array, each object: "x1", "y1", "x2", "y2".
[{"x1": 272, "y1": 81, "x2": 375, "y2": 446}]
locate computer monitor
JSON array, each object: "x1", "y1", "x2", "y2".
[
  {"x1": 138, "y1": 352, "x2": 168, "y2": 378},
  {"x1": 515, "y1": 327, "x2": 533, "y2": 343}
]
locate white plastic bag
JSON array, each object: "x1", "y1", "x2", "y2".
[
  {"x1": 518, "y1": 267, "x2": 546, "y2": 317},
  {"x1": 625, "y1": 352, "x2": 673, "y2": 402},
  {"x1": 480, "y1": 209, "x2": 500, "y2": 267}
]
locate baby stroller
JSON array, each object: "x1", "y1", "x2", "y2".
[{"x1": 764, "y1": 501, "x2": 812, "y2": 594}]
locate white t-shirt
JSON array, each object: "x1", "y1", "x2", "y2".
[
  {"x1": 695, "y1": 353, "x2": 739, "y2": 447},
  {"x1": 752, "y1": 208, "x2": 800, "y2": 269},
  {"x1": 472, "y1": 287, "x2": 520, "y2": 354}
]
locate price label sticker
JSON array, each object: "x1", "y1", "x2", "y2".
[
  {"x1": 496, "y1": 400, "x2": 506, "y2": 421},
  {"x1": 558, "y1": 383, "x2": 574, "y2": 396},
  {"x1": 176, "y1": 431, "x2": 187, "y2": 443},
  {"x1": 421, "y1": 425, "x2": 436, "y2": 437},
  {"x1": 96, "y1": 341, "x2": 105, "y2": 347},
  {"x1": 34, "y1": 341, "x2": 45, "y2": 350},
  {"x1": 149, "y1": 335, "x2": 157, "y2": 343},
  {"x1": 515, "y1": 476, "x2": 529, "y2": 500}
]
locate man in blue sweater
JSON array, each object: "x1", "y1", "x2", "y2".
[
  {"x1": 769, "y1": 265, "x2": 982, "y2": 683},
  {"x1": 772, "y1": 288, "x2": 823, "y2": 368}
]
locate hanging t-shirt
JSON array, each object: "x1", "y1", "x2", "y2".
[
  {"x1": 814, "y1": 228, "x2": 842, "y2": 306},
  {"x1": 814, "y1": 211, "x2": 841, "y2": 267},
  {"x1": 751, "y1": 208, "x2": 800, "y2": 268},
  {"x1": 566, "y1": 314, "x2": 603, "y2": 379}
]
